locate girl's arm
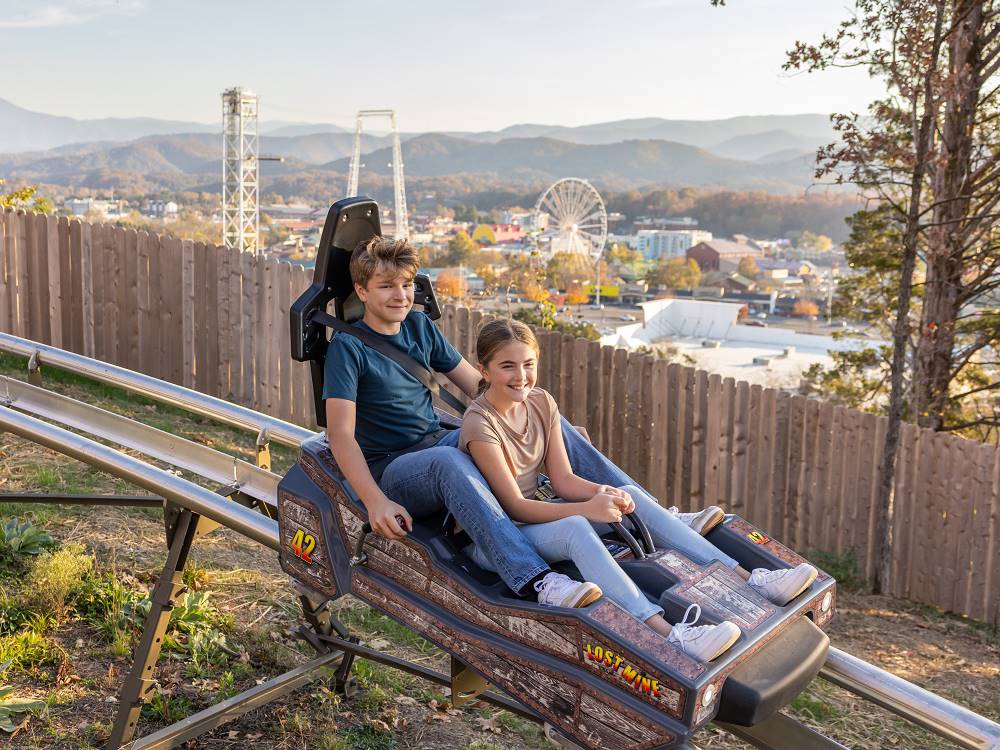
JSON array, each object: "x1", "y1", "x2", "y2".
[
  {"x1": 467, "y1": 441, "x2": 622, "y2": 524},
  {"x1": 544, "y1": 423, "x2": 602, "y2": 501},
  {"x1": 544, "y1": 421, "x2": 637, "y2": 512}
]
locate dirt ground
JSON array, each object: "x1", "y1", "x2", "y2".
[{"x1": 0, "y1": 358, "x2": 997, "y2": 750}]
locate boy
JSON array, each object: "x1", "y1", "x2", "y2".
[{"x1": 323, "y1": 236, "x2": 602, "y2": 608}]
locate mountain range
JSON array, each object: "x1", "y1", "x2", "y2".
[{"x1": 0, "y1": 97, "x2": 839, "y2": 196}]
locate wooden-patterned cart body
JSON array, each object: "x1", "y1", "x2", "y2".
[{"x1": 277, "y1": 435, "x2": 836, "y2": 750}]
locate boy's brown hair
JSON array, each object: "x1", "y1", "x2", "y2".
[{"x1": 350, "y1": 236, "x2": 420, "y2": 289}]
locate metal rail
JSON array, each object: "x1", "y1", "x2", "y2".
[
  {"x1": 0, "y1": 375, "x2": 280, "y2": 507},
  {"x1": 0, "y1": 332, "x2": 313, "y2": 447},
  {"x1": 0, "y1": 406, "x2": 279, "y2": 550},
  {"x1": 822, "y1": 647, "x2": 1000, "y2": 750}
]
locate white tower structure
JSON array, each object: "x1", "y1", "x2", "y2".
[
  {"x1": 347, "y1": 109, "x2": 409, "y2": 240},
  {"x1": 222, "y1": 87, "x2": 260, "y2": 254}
]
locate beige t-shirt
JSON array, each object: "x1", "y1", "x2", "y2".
[{"x1": 459, "y1": 388, "x2": 560, "y2": 499}]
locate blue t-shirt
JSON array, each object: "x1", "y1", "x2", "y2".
[{"x1": 322, "y1": 311, "x2": 462, "y2": 455}]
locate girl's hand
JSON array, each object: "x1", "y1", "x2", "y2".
[
  {"x1": 583, "y1": 493, "x2": 624, "y2": 524},
  {"x1": 595, "y1": 485, "x2": 635, "y2": 514}
]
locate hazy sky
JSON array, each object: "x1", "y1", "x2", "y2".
[{"x1": 0, "y1": 0, "x2": 885, "y2": 131}]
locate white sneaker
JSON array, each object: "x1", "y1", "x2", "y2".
[
  {"x1": 533, "y1": 572, "x2": 602, "y2": 608},
  {"x1": 667, "y1": 505, "x2": 725, "y2": 536},
  {"x1": 748, "y1": 563, "x2": 818, "y2": 606},
  {"x1": 666, "y1": 604, "x2": 741, "y2": 662}
]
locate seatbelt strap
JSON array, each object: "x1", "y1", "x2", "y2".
[{"x1": 310, "y1": 310, "x2": 467, "y2": 416}]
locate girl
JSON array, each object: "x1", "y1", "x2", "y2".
[{"x1": 460, "y1": 319, "x2": 817, "y2": 663}]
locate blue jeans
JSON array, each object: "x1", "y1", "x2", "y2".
[
  {"x1": 467, "y1": 483, "x2": 738, "y2": 621},
  {"x1": 379, "y1": 437, "x2": 549, "y2": 594}
]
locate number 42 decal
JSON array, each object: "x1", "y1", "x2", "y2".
[{"x1": 290, "y1": 528, "x2": 317, "y2": 564}]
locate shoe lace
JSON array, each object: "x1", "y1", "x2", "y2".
[
  {"x1": 671, "y1": 603, "x2": 703, "y2": 650},
  {"x1": 533, "y1": 575, "x2": 557, "y2": 596}
]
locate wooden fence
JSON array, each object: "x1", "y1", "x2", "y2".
[{"x1": 1, "y1": 207, "x2": 998, "y2": 625}]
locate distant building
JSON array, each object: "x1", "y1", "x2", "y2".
[
  {"x1": 687, "y1": 239, "x2": 764, "y2": 272},
  {"x1": 637, "y1": 229, "x2": 713, "y2": 261},
  {"x1": 142, "y1": 200, "x2": 178, "y2": 219},
  {"x1": 632, "y1": 216, "x2": 700, "y2": 232},
  {"x1": 63, "y1": 197, "x2": 126, "y2": 220},
  {"x1": 481, "y1": 224, "x2": 526, "y2": 244}
]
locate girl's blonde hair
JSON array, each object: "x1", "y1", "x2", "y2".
[{"x1": 475, "y1": 318, "x2": 540, "y2": 395}]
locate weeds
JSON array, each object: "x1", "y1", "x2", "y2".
[
  {"x1": 142, "y1": 690, "x2": 194, "y2": 724},
  {"x1": 0, "y1": 631, "x2": 62, "y2": 674},
  {"x1": 21, "y1": 543, "x2": 92, "y2": 617},
  {"x1": 808, "y1": 547, "x2": 862, "y2": 592}
]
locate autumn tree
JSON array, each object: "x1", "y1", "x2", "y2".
[
  {"x1": 737, "y1": 256, "x2": 760, "y2": 279},
  {"x1": 646, "y1": 257, "x2": 702, "y2": 290},
  {"x1": 786, "y1": 0, "x2": 951, "y2": 592},
  {"x1": 565, "y1": 284, "x2": 590, "y2": 308},
  {"x1": 0, "y1": 181, "x2": 53, "y2": 213},
  {"x1": 792, "y1": 299, "x2": 820, "y2": 318},
  {"x1": 607, "y1": 242, "x2": 644, "y2": 274},
  {"x1": 546, "y1": 252, "x2": 594, "y2": 291},
  {"x1": 435, "y1": 270, "x2": 467, "y2": 301},
  {"x1": 796, "y1": 230, "x2": 833, "y2": 252},
  {"x1": 443, "y1": 231, "x2": 478, "y2": 267}
]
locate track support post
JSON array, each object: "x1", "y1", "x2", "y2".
[{"x1": 106, "y1": 505, "x2": 206, "y2": 750}]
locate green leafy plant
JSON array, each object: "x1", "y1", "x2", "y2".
[
  {"x1": 0, "y1": 518, "x2": 55, "y2": 570},
  {"x1": 0, "y1": 683, "x2": 45, "y2": 732}
]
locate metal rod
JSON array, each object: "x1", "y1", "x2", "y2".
[
  {"x1": 0, "y1": 493, "x2": 163, "y2": 507},
  {"x1": 0, "y1": 375, "x2": 280, "y2": 506},
  {"x1": 716, "y1": 714, "x2": 849, "y2": 750},
  {"x1": 0, "y1": 406, "x2": 279, "y2": 550},
  {"x1": 123, "y1": 649, "x2": 345, "y2": 750},
  {"x1": 821, "y1": 647, "x2": 1000, "y2": 750},
  {"x1": 317, "y1": 633, "x2": 539, "y2": 722},
  {"x1": 0, "y1": 332, "x2": 313, "y2": 447}
]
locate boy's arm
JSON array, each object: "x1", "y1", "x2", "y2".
[
  {"x1": 325, "y1": 398, "x2": 412, "y2": 540},
  {"x1": 444, "y1": 358, "x2": 481, "y2": 398}
]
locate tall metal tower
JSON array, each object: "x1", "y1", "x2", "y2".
[
  {"x1": 347, "y1": 109, "x2": 409, "y2": 240},
  {"x1": 222, "y1": 87, "x2": 259, "y2": 254}
]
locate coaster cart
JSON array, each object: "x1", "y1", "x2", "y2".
[{"x1": 279, "y1": 197, "x2": 837, "y2": 750}]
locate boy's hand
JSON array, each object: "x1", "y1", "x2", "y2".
[{"x1": 368, "y1": 498, "x2": 413, "y2": 540}]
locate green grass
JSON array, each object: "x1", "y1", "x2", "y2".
[
  {"x1": 790, "y1": 691, "x2": 841, "y2": 722},
  {"x1": 341, "y1": 725, "x2": 397, "y2": 750},
  {"x1": 0, "y1": 630, "x2": 63, "y2": 675},
  {"x1": 339, "y1": 605, "x2": 435, "y2": 654}
]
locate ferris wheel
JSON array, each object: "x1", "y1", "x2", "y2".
[{"x1": 533, "y1": 178, "x2": 608, "y2": 262}]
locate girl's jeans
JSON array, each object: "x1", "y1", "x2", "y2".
[{"x1": 466, "y1": 480, "x2": 739, "y2": 621}]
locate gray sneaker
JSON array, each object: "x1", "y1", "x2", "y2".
[
  {"x1": 666, "y1": 603, "x2": 741, "y2": 662},
  {"x1": 667, "y1": 505, "x2": 725, "y2": 535},
  {"x1": 748, "y1": 563, "x2": 818, "y2": 606},
  {"x1": 533, "y1": 572, "x2": 602, "y2": 608}
]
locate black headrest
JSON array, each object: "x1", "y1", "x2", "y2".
[{"x1": 289, "y1": 196, "x2": 442, "y2": 427}]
